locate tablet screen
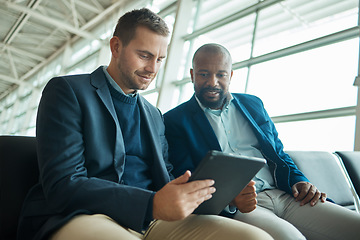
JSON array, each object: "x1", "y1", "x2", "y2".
[{"x1": 189, "y1": 150, "x2": 266, "y2": 215}]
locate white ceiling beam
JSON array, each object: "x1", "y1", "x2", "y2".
[
  {"x1": 75, "y1": 0, "x2": 102, "y2": 14},
  {"x1": 80, "y1": 0, "x2": 127, "y2": 31},
  {"x1": 3, "y1": 0, "x2": 43, "y2": 44},
  {"x1": 13, "y1": 44, "x2": 58, "y2": 54},
  {"x1": 0, "y1": 0, "x2": 129, "y2": 102},
  {"x1": 0, "y1": 74, "x2": 23, "y2": 85},
  {"x1": 37, "y1": 3, "x2": 70, "y2": 21},
  {"x1": 6, "y1": 49, "x2": 19, "y2": 80},
  {"x1": 19, "y1": 0, "x2": 128, "y2": 82},
  {"x1": 70, "y1": 0, "x2": 79, "y2": 29},
  {"x1": 11, "y1": 55, "x2": 39, "y2": 68},
  {"x1": 4, "y1": 1, "x2": 99, "y2": 40},
  {"x1": 0, "y1": 73, "x2": 35, "y2": 88},
  {"x1": 0, "y1": 81, "x2": 10, "y2": 88},
  {"x1": 70, "y1": 3, "x2": 86, "y2": 26},
  {"x1": 89, "y1": 0, "x2": 105, "y2": 11},
  {"x1": 0, "y1": 43, "x2": 45, "y2": 62},
  {"x1": 17, "y1": 32, "x2": 68, "y2": 42},
  {"x1": 0, "y1": 8, "x2": 52, "y2": 35}
]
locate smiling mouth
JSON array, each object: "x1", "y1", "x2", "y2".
[
  {"x1": 207, "y1": 90, "x2": 219, "y2": 95},
  {"x1": 137, "y1": 73, "x2": 153, "y2": 81},
  {"x1": 203, "y1": 89, "x2": 221, "y2": 98}
]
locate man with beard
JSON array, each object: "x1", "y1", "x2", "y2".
[
  {"x1": 164, "y1": 43, "x2": 360, "y2": 240},
  {"x1": 17, "y1": 10, "x2": 273, "y2": 240}
]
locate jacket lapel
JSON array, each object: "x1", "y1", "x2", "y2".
[
  {"x1": 232, "y1": 95, "x2": 264, "y2": 136},
  {"x1": 231, "y1": 95, "x2": 276, "y2": 163},
  {"x1": 90, "y1": 67, "x2": 126, "y2": 179},
  {"x1": 90, "y1": 67, "x2": 118, "y2": 123},
  {"x1": 188, "y1": 96, "x2": 222, "y2": 151},
  {"x1": 137, "y1": 96, "x2": 170, "y2": 185}
]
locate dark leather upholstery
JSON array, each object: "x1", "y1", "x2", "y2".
[
  {"x1": 0, "y1": 136, "x2": 38, "y2": 240},
  {"x1": 286, "y1": 151, "x2": 356, "y2": 210},
  {"x1": 335, "y1": 151, "x2": 360, "y2": 197}
]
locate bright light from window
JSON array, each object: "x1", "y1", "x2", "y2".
[
  {"x1": 247, "y1": 39, "x2": 358, "y2": 116},
  {"x1": 276, "y1": 116, "x2": 356, "y2": 151}
]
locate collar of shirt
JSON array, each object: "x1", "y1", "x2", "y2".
[
  {"x1": 195, "y1": 93, "x2": 275, "y2": 192},
  {"x1": 102, "y1": 65, "x2": 137, "y2": 98},
  {"x1": 195, "y1": 94, "x2": 234, "y2": 116}
]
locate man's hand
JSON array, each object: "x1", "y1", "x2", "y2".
[
  {"x1": 230, "y1": 180, "x2": 257, "y2": 213},
  {"x1": 153, "y1": 170, "x2": 216, "y2": 221},
  {"x1": 292, "y1": 181, "x2": 327, "y2": 206}
]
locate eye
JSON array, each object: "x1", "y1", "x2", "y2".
[
  {"x1": 139, "y1": 54, "x2": 149, "y2": 59},
  {"x1": 157, "y1": 58, "x2": 163, "y2": 63},
  {"x1": 217, "y1": 73, "x2": 227, "y2": 78},
  {"x1": 198, "y1": 73, "x2": 208, "y2": 77}
]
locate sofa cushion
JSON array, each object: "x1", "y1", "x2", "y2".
[
  {"x1": 335, "y1": 151, "x2": 360, "y2": 198},
  {"x1": 286, "y1": 151, "x2": 356, "y2": 210},
  {"x1": 0, "y1": 136, "x2": 38, "y2": 240}
]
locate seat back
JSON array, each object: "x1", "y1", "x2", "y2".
[
  {"x1": 0, "y1": 136, "x2": 39, "y2": 240},
  {"x1": 286, "y1": 151, "x2": 356, "y2": 210},
  {"x1": 334, "y1": 151, "x2": 360, "y2": 197}
]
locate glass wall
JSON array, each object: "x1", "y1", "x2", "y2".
[{"x1": 247, "y1": 39, "x2": 358, "y2": 117}]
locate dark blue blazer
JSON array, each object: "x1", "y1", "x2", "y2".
[
  {"x1": 17, "y1": 67, "x2": 173, "y2": 240},
  {"x1": 164, "y1": 94, "x2": 309, "y2": 196}
]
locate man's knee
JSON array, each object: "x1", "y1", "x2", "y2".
[
  {"x1": 50, "y1": 214, "x2": 141, "y2": 240},
  {"x1": 146, "y1": 215, "x2": 273, "y2": 240},
  {"x1": 198, "y1": 215, "x2": 274, "y2": 240}
]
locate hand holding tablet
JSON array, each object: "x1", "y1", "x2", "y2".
[{"x1": 189, "y1": 150, "x2": 266, "y2": 215}]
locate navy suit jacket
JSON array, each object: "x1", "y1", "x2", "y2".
[
  {"x1": 18, "y1": 67, "x2": 173, "y2": 240},
  {"x1": 164, "y1": 94, "x2": 309, "y2": 196}
]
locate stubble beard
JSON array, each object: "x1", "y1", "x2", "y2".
[
  {"x1": 118, "y1": 64, "x2": 153, "y2": 92},
  {"x1": 196, "y1": 87, "x2": 228, "y2": 109}
]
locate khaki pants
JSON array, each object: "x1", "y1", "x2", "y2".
[
  {"x1": 234, "y1": 189, "x2": 360, "y2": 240},
  {"x1": 51, "y1": 214, "x2": 273, "y2": 240}
]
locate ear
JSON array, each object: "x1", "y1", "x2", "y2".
[
  {"x1": 110, "y1": 36, "x2": 122, "y2": 58},
  {"x1": 230, "y1": 70, "x2": 233, "y2": 80},
  {"x1": 190, "y1": 69, "x2": 194, "y2": 83}
]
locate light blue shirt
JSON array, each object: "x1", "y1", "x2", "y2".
[{"x1": 196, "y1": 95, "x2": 275, "y2": 193}]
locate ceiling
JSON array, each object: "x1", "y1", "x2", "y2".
[
  {"x1": 0, "y1": 0, "x2": 358, "y2": 102},
  {"x1": 0, "y1": 0, "x2": 133, "y2": 100}
]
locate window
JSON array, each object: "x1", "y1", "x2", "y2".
[
  {"x1": 276, "y1": 116, "x2": 356, "y2": 151},
  {"x1": 247, "y1": 39, "x2": 358, "y2": 116}
]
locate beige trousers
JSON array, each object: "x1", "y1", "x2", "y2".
[
  {"x1": 50, "y1": 214, "x2": 273, "y2": 240},
  {"x1": 234, "y1": 189, "x2": 360, "y2": 240}
]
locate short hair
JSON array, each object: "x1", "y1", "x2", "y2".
[
  {"x1": 192, "y1": 43, "x2": 232, "y2": 68},
  {"x1": 113, "y1": 8, "x2": 170, "y2": 46}
]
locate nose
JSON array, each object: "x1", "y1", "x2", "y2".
[
  {"x1": 144, "y1": 59, "x2": 157, "y2": 73},
  {"x1": 207, "y1": 74, "x2": 219, "y2": 87}
]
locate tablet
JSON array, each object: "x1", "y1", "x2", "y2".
[{"x1": 189, "y1": 150, "x2": 266, "y2": 215}]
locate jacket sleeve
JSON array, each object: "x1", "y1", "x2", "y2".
[
  {"x1": 164, "y1": 104, "x2": 217, "y2": 178},
  {"x1": 159, "y1": 110, "x2": 175, "y2": 181},
  {"x1": 36, "y1": 77, "x2": 154, "y2": 232},
  {"x1": 248, "y1": 95, "x2": 309, "y2": 192},
  {"x1": 266, "y1": 112, "x2": 310, "y2": 189}
]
